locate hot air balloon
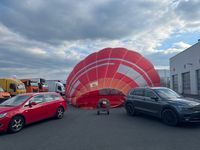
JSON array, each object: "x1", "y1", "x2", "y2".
[{"x1": 66, "y1": 47, "x2": 160, "y2": 109}]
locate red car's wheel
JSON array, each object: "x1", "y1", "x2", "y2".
[
  {"x1": 9, "y1": 116, "x2": 25, "y2": 133},
  {"x1": 56, "y1": 107, "x2": 64, "y2": 119}
]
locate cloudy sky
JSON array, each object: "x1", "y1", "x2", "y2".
[{"x1": 0, "y1": 0, "x2": 199, "y2": 80}]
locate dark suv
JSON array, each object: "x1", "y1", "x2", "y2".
[{"x1": 125, "y1": 87, "x2": 200, "y2": 126}]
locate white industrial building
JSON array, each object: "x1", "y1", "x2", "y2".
[{"x1": 170, "y1": 41, "x2": 200, "y2": 95}]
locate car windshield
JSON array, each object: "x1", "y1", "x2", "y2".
[
  {"x1": 0, "y1": 87, "x2": 4, "y2": 92},
  {"x1": 154, "y1": 88, "x2": 182, "y2": 99},
  {"x1": 17, "y1": 84, "x2": 26, "y2": 90},
  {"x1": 59, "y1": 84, "x2": 65, "y2": 91},
  {"x1": 0, "y1": 95, "x2": 30, "y2": 107},
  {"x1": 30, "y1": 82, "x2": 38, "y2": 87},
  {"x1": 43, "y1": 83, "x2": 48, "y2": 88}
]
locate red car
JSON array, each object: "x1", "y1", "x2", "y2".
[{"x1": 0, "y1": 92, "x2": 67, "y2": 133}]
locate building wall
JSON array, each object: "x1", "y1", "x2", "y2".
[{"x1": 170, "y1": 42, "x2": 200, "y2": 95}]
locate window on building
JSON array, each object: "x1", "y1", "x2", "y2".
[
  {"x1": 172, "y1": 74, "x2": 178, "y2": 92},
  {"x1": 197, "y1": 69, "x2": 200, "y2": 95},
  {"x1": 182, "y1": 72, "x2": 191, "y2": 94}
]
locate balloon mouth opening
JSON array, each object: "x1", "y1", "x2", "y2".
[{"x1": 75, "y1": 88, "x2": 125, "y2": 109}]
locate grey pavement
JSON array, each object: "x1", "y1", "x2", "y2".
[{"x1": 1, "y1": 105, "x2": 200, "y2": 150}]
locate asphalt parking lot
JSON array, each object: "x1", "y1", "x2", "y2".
[{"x1": 1, "y1": 105, "x2": 200, "y2": 150}]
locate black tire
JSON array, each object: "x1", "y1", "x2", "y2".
[
  {"x1": 162, "y1": 109, "x2": 178, "y2": 126},
  {"x1": 97, "y1": 111, "x2": 100, "y2": 115},
  {"x1": 107, "y1": 111, "x2": 109, "y2": 115},
  {"x1": 125, "y1": 103, "x2": 136, "y2": 116},
  {"x1": 9, "y1": 116, "x2": 25, "y2": 133},
  {"x1": 56, "y1": 107, "x2": 65, "y2": 119}
]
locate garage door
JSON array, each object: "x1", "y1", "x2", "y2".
[
  {"x1": 197, "y1": 69, "x2": 200, "y2": 96},
  {"x1": 182, "y1": 72, "x2": 191, "y2": 94},
  {"x1": 172, "y1": 74, "x2": 178, "y2": 92}
]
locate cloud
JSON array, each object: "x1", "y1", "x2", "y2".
[
  {"x1": 0, "y1": 0, "x2": 199, "y2": 79},
  {"x1": 158, "y1": 41, "x2": 191, "y2": 54},
  {"x1": 174, "y1": 0, "x2": 200, "y2": 31},
  {"x1": 175, "y1": 0, "x2": 200, "y2": 22},
  {"x1": 0, "y1": 0, "x2": 173, "y2": 43},
  {"x1": 0, "y1": 23, "x2": 79, "y2": 79},
  {"x1": 144, "y1": 41, "x2": 191, "y2": 69}
]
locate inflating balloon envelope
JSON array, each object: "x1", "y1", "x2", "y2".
[{"x1": 66, "y1": 48, "x2": 160, "y2": 109}]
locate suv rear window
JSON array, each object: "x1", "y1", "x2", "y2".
[
  {"x1": 145, "y1": 90, "x2": 156, "y2": 98},
  {"x1": 131, "y1": 89, "x2": 144, "y2": 96}
]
